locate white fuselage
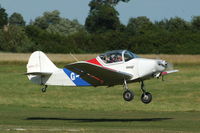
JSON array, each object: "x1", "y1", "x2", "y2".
[
  {"x1": 27, "y1": 51, "x2": 167, "y2": 87},
  {"x1": 96, "y1": 56, "x2": 166, "y2": 82}
]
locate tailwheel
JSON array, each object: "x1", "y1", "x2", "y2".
[
  {"x1": 141, "y1": 92, "x2": 152, "y2": 104},
  {"x1": 123, "y1": 90, "x2": 134, "y2": 101},
  {"x1": 41, "y1": 85, "x2": 48, "y2": 93}
]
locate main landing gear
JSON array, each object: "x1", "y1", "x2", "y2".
[
  {"x1": 122, "y1": 80, "x2": 152, "y2": 104},
  {"x1": 123, "y1": 80, "x2": 134, "y2": 101},
  {"x1": 140, "y1": 81, "x2": 152, "y2": 104},
  {"x1": 41, "y1": 85, "x2": 48, "y2": 93}
]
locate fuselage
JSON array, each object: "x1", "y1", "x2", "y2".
[
  {"x1": 87, "y1": 50, "x2": 167, "y2": 83},
  {"x1": 27, "y1": 50, "x2": 168, "y2": 87}
]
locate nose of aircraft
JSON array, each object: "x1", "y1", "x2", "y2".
[
  {"x1": 156, "y1": 60, "x2": 168, "y2": 71},
  {"x1": 138, "y1": 59, "x2": 167, "y2": 78}
]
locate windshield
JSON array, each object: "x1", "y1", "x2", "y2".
[{"x1": 124, "y1": 51, "x2": 139, "y2": 62}]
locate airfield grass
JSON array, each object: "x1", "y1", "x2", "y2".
[{"x1": 0, "y1": 62, "x2": 200, "y2": 132}]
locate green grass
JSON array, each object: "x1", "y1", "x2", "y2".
[
  {"x1": 0, "y1": 105, "x2": 199, "y2": 133},
  {"x1": 0, "y1": 63, "x2": 200, "y2": 132}
]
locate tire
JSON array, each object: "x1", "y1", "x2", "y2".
[
  {"x1": 141, "y1": 92, "x2": 152, "y2": 104},
  {"x1": 41, "y1": 88, "x2": 46, "y2": 93},
  {"x1": 123, "y1": 90, "x2": 134, "y2": 102}
]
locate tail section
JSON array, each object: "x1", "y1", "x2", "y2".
[
  {"x1": 27, "y1": 51, "x2": 58, "y2": 74},
  {"x1": 26, "y1": 51, "x2": 59, "y2": 85},
  {"x1": 26, "y1": 51, "x2": 77, "y2": 87}
]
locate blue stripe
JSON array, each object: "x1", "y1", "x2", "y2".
[{"x1": 63, "y1": 68, "x2": 91, "y2": 86}]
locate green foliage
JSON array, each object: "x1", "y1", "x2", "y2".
[
  {"x1": 85, "y1": 1, "x2": 121, "y2": 33},
  {"x1": 127, "y1": 16, "x2": 153, "y2": 35},
  {"x1": 0, "y1": 26, "x2": 35, "y2": 52},
  {"x1": 89, "y1": 0, "x2": 130, "y2": 6},
  {"x1": 1, "y1": 1, "x2": 200, "y2": 54},
  {"x1": 33, "y1": 10, "x2": 60, "y2": 29},
  {"x1": 47, "y1": 18, "x2": 85, "y2": 36},
  {"x1": 155, "y1": 17, "x2": 190, "y2": 31},
  {"x1": 32, "y1": 10, "x2": 84, "y2": 37},
  {"x1": 9, "y1": 12, "x2": 26, "y2": 26},
  {"x1": 86, "y1": 30, "x2": 128, "y2": 52},
  {"x1": 0, "y1": 6, "x2": 8, "y2": 28},
  {"x1": 191, "y1": 16, "x2": 200, "y2": 31},
  {"x1": 25, "y1": 25, "x2": 67, "y2": 53}
]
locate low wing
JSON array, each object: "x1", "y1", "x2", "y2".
[{"x1": 65, "y1": 61, "x2": 132, "y2": 86}]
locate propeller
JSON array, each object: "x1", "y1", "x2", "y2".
[
  {"x1": 157, "y1": 60, "x2": 174, "y2": 71},
  {"x1": 165, "y1": 62, "x2": 174, "y2": 71},
  {"x1": 155, "y1": 55, "x2": 174, "y2": 71},
  {"x1": 155, "y1": 60, "x2": 175, "y2": 81}
]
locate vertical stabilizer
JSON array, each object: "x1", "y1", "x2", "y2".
[{"x1": 27, "y1": 51, "x2": 58, "y2": 74}]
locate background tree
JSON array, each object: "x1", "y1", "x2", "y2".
[
  {"x1": 9, "y1": 12, "x2": 26, "y2": 26},
  {"x1": 33, "y1": 10, "x2": 61, "y2": 29},
  {"x1": 126, "y1": 16, "x2": 153, "y2": 35},
  {"x1": 25, "y1": 25, "x2": 77, "y2": 53},
  {"x1": 0, "y1": 25, "x2": 35, "y2": 52},
  {"x1": 154, "y1": 19, "x2": 169, "y2": 30},
  {"x1": 89, "y1": 0, "x2": 130, "y2": 6},
  {"x1": 85, "y1": 1, "x2": 121, "y2": 33},
  {"x1": 1, "y1": 2, "x2": 200, "y2": 54},
  {"x1": 0, "y1": 6, "x2": 8, "y2": 28},
  {"x1": 47, "y1": 18, "x2": 84, "y2": 36},
  {"x1": 155, "y1": 17, "x2": 190, "y2": 31},
  {"x1": 166, "y1": 17, "x2": 189, "y2": 31},
  {"x1": 191, "y1": 16, "x2": 200, "y2": 31}
]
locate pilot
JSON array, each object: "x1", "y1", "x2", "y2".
[
  {"x1": 110, "y1": 54, "x2": 116, "y2": 63},
  {"x1": 105, "y1": 56, "x2": 110, "y2": 63},
  {"x1": 117, "y1": 55, "x2": 122, "y2": 62}
]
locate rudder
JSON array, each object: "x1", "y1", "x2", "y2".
[
  {"x1": 27, "y1": 51, "x2": 58, "y2": 74},
  {"x1": 26, "y1": 51, "x2": 59, "y2": 85}
]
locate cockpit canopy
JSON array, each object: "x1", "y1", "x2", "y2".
[{"x1": 99, "y1": 50, "x2": 139, "y2": 64}]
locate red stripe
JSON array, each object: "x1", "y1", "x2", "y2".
[
  {"x1": 89, "y1": 74, "x2": 104, "y2": 84},
  {"x1": 86, "y1": 58, "x2": 102, "y2": 66},
  {"x1": 161, "y1": 72, "x2": 168, "y2": 75}
]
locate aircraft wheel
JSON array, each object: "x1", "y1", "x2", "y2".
[
  {"x1": 41, "y1": 85, "x2": 47, "y2": 93},
  {"x1": 41, "y1": 87, "x2": 46, "y2": 93},
  {"x1": 123, "y1": 90, "x2": 134, "y2": 101},
  {"x1": 141, "y1": 92, "x2": 152, "y2": 104}
]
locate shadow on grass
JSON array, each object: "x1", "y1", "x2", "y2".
[{"x1": 26, "y1": 117, "x2": 173, "y2": 122}]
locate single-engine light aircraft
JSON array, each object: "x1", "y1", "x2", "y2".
[{"x1": 26, "y1": 50, "x2": 178, "y2": 104}]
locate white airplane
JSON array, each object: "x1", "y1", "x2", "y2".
[{"x1": 26, "y1": 50, "x2": 178, "y2": 104}]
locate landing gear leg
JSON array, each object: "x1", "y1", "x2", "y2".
[
  {"x1": 123, "y1": 80, "x2": 134, "y2": 102},
  {"x1": 140, "y1": 81, "x2": 152, "y2": 104},
  {"x1": 41, "y1": 85, "x2": 48, "y2": 93}
]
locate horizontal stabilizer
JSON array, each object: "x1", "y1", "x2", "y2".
[{"x1": 25, "y1": 72, "x2": 52, "y2": 76}]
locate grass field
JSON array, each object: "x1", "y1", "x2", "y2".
[{"x1": 0, "y1": 54, "x2": 200, "y2": 132}]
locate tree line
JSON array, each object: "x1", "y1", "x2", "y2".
[{"x1": 0, "y1": 0, "x2": 200, "y2": 54}]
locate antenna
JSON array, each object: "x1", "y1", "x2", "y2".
[{"x1": 70, "y1": 53, "x2": 79, "y2": 62}]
